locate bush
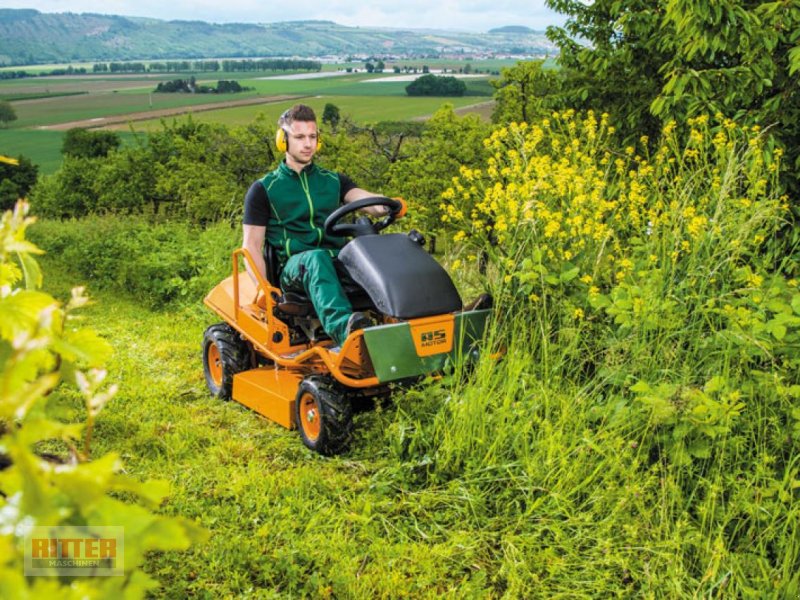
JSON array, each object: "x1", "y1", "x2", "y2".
[
  {"x1": 62, "y1": 128, "x2": 121, "y2": 158},
  {"x1": 28, "y1": 216, "x2": 240, "y2": 308}
]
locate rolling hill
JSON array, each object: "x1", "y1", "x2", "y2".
[{"x1": 0, "y1": 9, "x2": 556, "y2": 65}]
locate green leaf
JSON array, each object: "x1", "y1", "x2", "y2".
[
  {"x1": 17, "y1": 251, "x2": 42, "y2": 290},
  {"x1": 0, "y1": 291, "x2": 57, "y2": 340},
  {"x1": 688, "y1": 439, "x2": 711, "y2": 459},
  {"x1": 704, "y1": 376, "x2": 726, "y2": 394},
  {"x1": 560, "y1": 265, "x2": 580, "y2": 282},
  {"x1": 53, "y1": 328, "x2": 113, "y2": 367},
  {"x1": 18, "y1": 417, "x2": 83, "y2": 445},
  {"x1": 791, "y1": 294, "x2": 800, "y2": 316},
  {"x1": 110, "y1": 475, "x2": 171, "y2": 508}
]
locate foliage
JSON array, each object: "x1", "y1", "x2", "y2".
[
  {"x1": 545, "y1": 0, "x2": 800, "y2": 195},
  {"x1": 384, "y1": 105, "x2": 490, "y2": 238},
  {"x1": 61, "y1": 128, "x2": 121, "y2": 159},
  {"x1": 0, "y1": 100, "x2": 17, "y2": 127},
  {"x1": 0, "y1": 202, "x2": 206, "y2": 597},
  {"x1": 322, "y1": 102, "x2": 341, "y2": 130},
  {"x1": 154, "y1": 79, "x2": 250, "y2": 94},
  {"x1": 444, "y1": 110, "x2": 795, "y2": 381},
  {"x1": 491, "y1": 59, "x2": 564, "y2": 125},
  {"x1": 406, "y1": 74, "x2": 467, "y2": 97},
  {"x1": 405, "y1": 109, "x2": 800, "y2": 594},
  {"x1": 32, "y1": 118, "x2": 274, "y2": 222},
  {"x1": 28, "y1": 216, "x2": 239, "y2": 308},
  {"x1": 0, "y1": 154, "x2": 37, "y2": 210}
]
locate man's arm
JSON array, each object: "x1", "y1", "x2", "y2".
[
  {"x1": 343, "y1": 187, "x2": 390, "y2": 216},
  {"x1": 242, "y1": 224, "x2": 268, "y2": 283}
]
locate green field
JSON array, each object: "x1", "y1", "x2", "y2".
[
  {"x1": 122, "y1": 95, "x2": 490, "y2": 131},
  {"x1": 3, "y1": 69, "x2": 497, "y2": 174}
]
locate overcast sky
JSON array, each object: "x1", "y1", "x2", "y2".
[{"x1": 6, "y1": 1, "x2": 565, "y2": 32}]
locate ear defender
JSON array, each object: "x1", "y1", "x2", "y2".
[
  {"x1": 275, "y1": 126, "x2": 288, "y2": 152},
  {"x1": 275, "y1": 111, "x2": 322, "y2": 153}
]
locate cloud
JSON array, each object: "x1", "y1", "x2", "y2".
[{"x1": 17, "y1": 0, "x2": 564, "y2": 31}]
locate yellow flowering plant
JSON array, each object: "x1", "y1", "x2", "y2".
[{"x1": 442, "y1": 111, "x2": 796, "y2": 382}]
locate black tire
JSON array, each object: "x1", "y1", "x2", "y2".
[
  {"x1": 202, "y1": 323, "x2": 252, "y2": 400},
  {"x1": 294, "y1": 376, "x2": 353, "y2": 456}
]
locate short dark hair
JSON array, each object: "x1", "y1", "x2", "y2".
[{"x1": 280, "y1": 104, "x2": 317, "y2": 128}]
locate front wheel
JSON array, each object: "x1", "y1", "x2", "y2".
[
  {"x1": 202, "y1": 323, "x2": 252, "y2": 400},
  {"x1": 294, "y1": 376, "x2": 353, "y2": 455}
]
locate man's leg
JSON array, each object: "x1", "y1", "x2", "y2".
[{"x1": 280, "y1": 249, "x2": 353, "y2": 345}]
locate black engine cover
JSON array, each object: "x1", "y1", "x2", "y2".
[{"x1": 338, "y1": 234, "x2": 462, "y2": 319}]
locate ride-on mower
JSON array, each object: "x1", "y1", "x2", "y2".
[{"x1": 202, "y1": 197, "x2": 491, "y2": 455}]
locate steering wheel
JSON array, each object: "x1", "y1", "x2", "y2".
[{"x1": 324, "y1": 196, "x2": 404, "y2": 238}]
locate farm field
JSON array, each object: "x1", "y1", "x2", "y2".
[
  {"x1": 114, "y1": 95, "x2": 490, "y2": 131},
  {"x1": 1, "y1": 68, "x2": 497, "y2": 173}
]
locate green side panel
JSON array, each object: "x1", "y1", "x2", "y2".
[{"x1": 363, "y1": 309, "x2": 491, "y2": 383}]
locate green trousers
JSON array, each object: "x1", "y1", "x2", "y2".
[{"x1": 280, "y1": 249, "x2": 353, "y2": 345}]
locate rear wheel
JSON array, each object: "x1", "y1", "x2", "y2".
[
  {"x1": 202, "y1": 324, "x2": 252, "y2": 400},
  {"x1": 295, "y1": 376, "x2": 353, "y2": 455}
]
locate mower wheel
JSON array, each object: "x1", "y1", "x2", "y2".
[
  {"x1": 202, "y1": 323, "x2": 252, "y2": 400},
  {"x1": 295, "y1": 376, "x2": 353, "y2": 456}
]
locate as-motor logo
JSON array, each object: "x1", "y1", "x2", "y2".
[
  {"x1": 24, "y1": 526, "x2": 124, "y2": 576},
  {"x1": 410, "y1": 317, "x2": 455, "y2": 357},
  {"x1": 420, "y1": 329, "x2": 447, "y2": 348}
]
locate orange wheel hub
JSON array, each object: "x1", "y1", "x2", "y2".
[
  {"x1": 207, "y1": 343, "x2": 222, "y2": 387},
  {"x1": 298, "y1": 392, "x2": 320, "y2": 442}
]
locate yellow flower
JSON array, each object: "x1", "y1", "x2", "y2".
[{"x1": 573, "y1": 308, "x2": 585, "y2": 320}]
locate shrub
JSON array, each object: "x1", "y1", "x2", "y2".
[{"x1": 28, "y1": 216, "x2": 240, "y2": 308}]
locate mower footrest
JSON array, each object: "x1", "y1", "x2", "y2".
[{"x1": 232, "y1": 368, "x2": 304, "y2": 429}]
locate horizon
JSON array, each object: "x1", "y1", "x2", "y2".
[{"x1": 2, "y1": 3, "x2": 565, "y2": 33}]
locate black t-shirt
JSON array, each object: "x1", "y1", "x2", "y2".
[{"x1": 243, "y1": 172, "x2": 357, "y2": 226}]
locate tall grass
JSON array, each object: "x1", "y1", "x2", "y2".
[{"x1": 384, "y1": 112, "x2": 800, "y2": 595}]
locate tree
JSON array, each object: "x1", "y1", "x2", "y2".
[
  {"x1": 406, "y1": 74, "x2": 467, "y2": 97},
  {"x1": 365, "y1": 62, "x2": 375, "y2": 73},
  {"x1": 62, "y1": 128, "x2": 121, "y2": 158},
  {"x1": 385, "y1": 105, "x2": 490, "y2": 240},
  {"x1": 322, "y1": 103, "x2": 341, "y2": 130},
  {"x1": 545, "y1": 0, "x2": 800, "y2": 192},
  {"x1": 0, "y1": 100, "x2": 17, "y2": 127},
  {"x1": 0, "y1": 154, "x2": 38, "y2": 210},
  {"x1": 491, "y1": 60, "x2": 564, "y2": 124}
]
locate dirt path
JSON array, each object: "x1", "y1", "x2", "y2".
[{"x1": 36, "y1": 94, "x2": 305, "y2": 131}]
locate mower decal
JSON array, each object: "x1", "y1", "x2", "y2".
[{"x1": 410, "y1": 315, "x2": 455, "y2": 357}]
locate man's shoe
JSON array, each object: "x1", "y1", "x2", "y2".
[{"x1": 345, "y1": 311, "x2": 374, "y2": 337}]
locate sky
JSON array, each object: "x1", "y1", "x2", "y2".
[{"x1": 4, "y1": 1, "x2": 566, "y2": 32}]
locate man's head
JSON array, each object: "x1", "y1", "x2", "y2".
[{"x1": 276, "y1": 104, "x2": 321, "y2": 169}]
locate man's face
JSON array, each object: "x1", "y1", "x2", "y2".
[{"x1": 285, "y1": 119, "x2": 318, "y2": 167}]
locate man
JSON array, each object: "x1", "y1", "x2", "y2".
[{"x1": 242, "y1": 104, "x2": 393, "y2": 346}]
